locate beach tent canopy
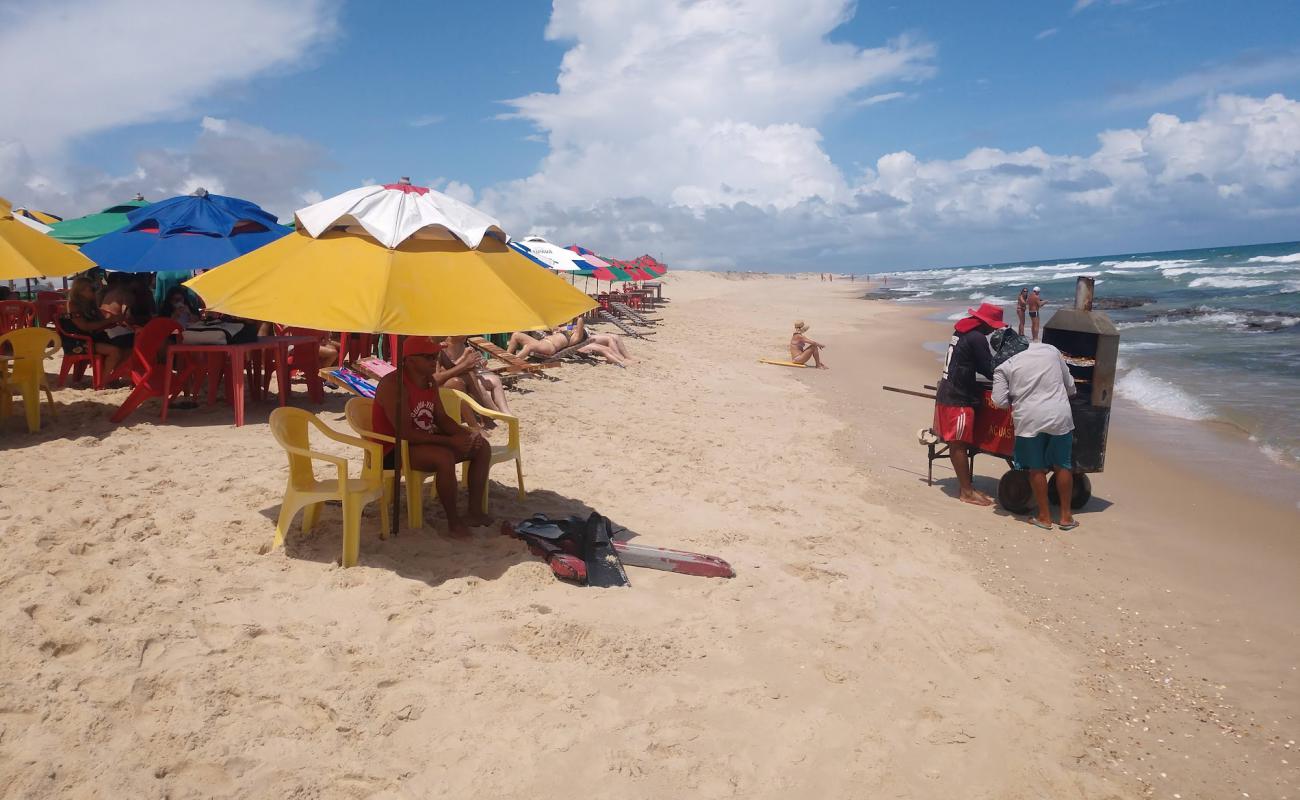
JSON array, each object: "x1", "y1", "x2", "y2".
[
  {"x1": 48, "y1": 197, "x2": 149, "y2": 245},
  {"x1": 186, "y1": 180, "x2": 596, "y2": 336},
  {"x1": 633, "y1": 255, "x2": 667, "y2": 277},
  {"x1": 80, "y1": 189, "x2": 288, "y2": 273},
  {"x1": 0, "y1": 196, "x2": 96, "y2": 280},
  {"x1": 564, "y1": 244, "x2": 633, "y2": 281},
  {"x1": 13, "y1": 214, "x2": 51, "y2": 234}
]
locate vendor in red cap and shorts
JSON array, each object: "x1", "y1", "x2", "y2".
[
  {"x1": 372, "y1": 336, "x2": 494, "y2": 538},
  {"x1": 933, "y1": 302, "x2": 1005, "y2": 506}
]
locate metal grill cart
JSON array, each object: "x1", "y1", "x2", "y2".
[{"x1": 889, "y1": 277, "x2": 1118, "y2": 514}]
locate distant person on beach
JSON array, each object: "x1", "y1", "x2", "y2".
[
  {"x1": 372, "y1": 336, "x2": 493, "y2": 538},
  {"x1": 1027, "y1": 286, "x2": 1045, "y2": 340},
  {"x1": 991, "y1": 329, "x2": 1079, "y2": 531},
  {"x1": 790, "y1": 321, "x2": 828, "y2": 368},
  {"x1": 1016, "y1": 288, "x2": 1029, "y2": 335},
  {"x1": 933, "y1": 303, "x2": 1004, "y2": 506}
]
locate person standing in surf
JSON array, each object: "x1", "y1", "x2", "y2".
[
  {"x1": 1027, "y1": 286, "x2": 1045, "y2": 340},
  {"x1": 1016, "y1": 287, "x2": 1029, "y2": 336}
]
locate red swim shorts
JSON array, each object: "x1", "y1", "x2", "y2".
[{"x1": 933, "y1": 403, "x2": 975, "y2": 445}]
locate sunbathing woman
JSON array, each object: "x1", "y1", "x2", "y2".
[
  {"x1": 563, "y1": 318, "x2": 635, "y2": 365},
  {"x1": 505, "y1": 328, "x2": 568, "y2": 360},
  {"x1": 436, "y1": 335, "x2": 513, "y2": 419},
  {"x1": 790, "y1": 320, "x2": 828, "y2": 369}
]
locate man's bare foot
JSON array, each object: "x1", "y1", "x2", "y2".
[
  {"x1": 443, "y1": 521, "x2": 472, "y2": 539},
  {"x1": 959, "y1": 490, "x2": 993, "y2": 507},
  {"x1": 817, "y1": 364, "x2": 830, "y2": 369},
  {"x1": 465, "y1": 513, "x2": 494, "y2": 528}
]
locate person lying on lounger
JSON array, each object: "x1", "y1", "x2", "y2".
[
  {"x1": 790, "y1": 320, "x2": 828, "y2": 369},
  {"x1": 506, "y1": 319, "x2": 633, "y2": 366},
  {"x1": 373, "y1": 336, "x2": 493, "y2": 538},
  {"x1": 437, "y1": 335, "x2": 514, "y2": 422},
  {"x1": 563, "y1": 318, "x2": 636, "y2": 364}
]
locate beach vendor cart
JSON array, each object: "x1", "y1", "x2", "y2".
[{"x1": 898, "y1": 277, "x2": 1118, "y2": 513}]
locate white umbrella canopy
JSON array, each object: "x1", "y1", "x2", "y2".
[
  {"x1": 295, "y1": 179, "x2": 505, "y2": 249},
  {"x1": 509, "y1": 235, "x2": 603, "y2": 272}
]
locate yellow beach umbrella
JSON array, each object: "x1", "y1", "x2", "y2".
[
  {"x1": 1, "y1": 196, "x2": 95, "y2": 280},
  {"x1": 186, "y1": 180, "x2": 596, "y2": 553},
  {"x1": 186, "y1": 229, "x2": 594, "y2": 335},
  {"x1": 186, "y1": 182, "x2": 594, "y2": 335}
]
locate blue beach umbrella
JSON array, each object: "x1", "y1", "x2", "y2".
[{"x1": 80, "y1": 188, "x2": 288, "y2": 273}]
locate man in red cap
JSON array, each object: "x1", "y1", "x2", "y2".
[
  {"x1": 933, "y1": 302, "x2": 1005, "y2": 506},
  {"x1": 373, "y1": 336, "x2": 493, "y2": 538}
]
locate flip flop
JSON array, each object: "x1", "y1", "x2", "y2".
[
  {"x1": 1057, "y1": 521, "x2": 1080, "y2": 531},
  {"x1": 1028, "y1": 519, "x2": 1053, "y2": 531}
]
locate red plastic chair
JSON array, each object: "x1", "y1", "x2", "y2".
[
  {"x1": 0, "y1": 300, "x2": 36, "y2": 334},
  {"x1": 35, "y1": 292, "x2": 66, "y2": 327},
  {"x1": 262, "y1": 326, "x2": 325, "y2": 403},
  {"x1": 54, "y1": 316, "x2": 133, "y2": 389},
  {"x1": 110, "y1": 319, "x2": 197, "y2": 423}
]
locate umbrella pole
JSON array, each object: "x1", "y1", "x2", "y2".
[{"x1": 391, "y1": 339, "x2": 404, "y2": 540}]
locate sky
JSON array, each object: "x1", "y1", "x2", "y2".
[{"x1": 2, "y1": 0, "x2": 1299, "y2": 271}]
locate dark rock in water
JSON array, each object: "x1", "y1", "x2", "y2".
[
  {"x1": 1094, "y1": 296, "x2": 1155, "y2": 310},
  {"x1": 862, "y1": 290, "x2": 918, "y2": 300},
  {"x1": 1132, "y1": 306, "x2": 1300, "y2": 332}
]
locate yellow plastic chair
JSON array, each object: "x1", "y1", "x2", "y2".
[
  {"x1": 439, "y1": 387, "x2": 526, "y2": 513},
  {"x1": 343, "y1": 397, "x2": 435, "y2": 529},
  {"x1": 268, "y1": 407, "x2": 385, "y2": 568},
  {"x1": 0, "y1": 327, "x2": 59, "y2": 433}
]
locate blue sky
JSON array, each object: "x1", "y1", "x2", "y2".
[{"x1": 4, "y1": 0, "x2": 1300, "y2": 270}]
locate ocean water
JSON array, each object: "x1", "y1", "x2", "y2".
[{"x1": 873, "y1": 240, "x2": 1300, "y2": 469}]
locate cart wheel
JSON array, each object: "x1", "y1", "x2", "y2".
[
  {"x1": 997, "y1": 470, "x2": 1033, "y2": 514},
  {"x1": 1071, "y1": 474, "x2": 1092, "y2": 510},
  {"x1": 1047, "y1": 472, "x2": 1093, "y2": 509}
]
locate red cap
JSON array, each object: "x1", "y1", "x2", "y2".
[
  {"x1": 964, "y1": 302, "x2": 1006, "y2": 330},
  {"x1": 402, "y1": 336, "x2": 442, "y2": 358}
]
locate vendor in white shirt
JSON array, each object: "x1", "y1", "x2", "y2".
[{"x1": 990, "y1": 329, "x2": 1080, "y2": 532}]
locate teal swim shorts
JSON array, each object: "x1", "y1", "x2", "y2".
[{"x1": 1013, "y1": 432, "x2": 1073, "y2": 471}]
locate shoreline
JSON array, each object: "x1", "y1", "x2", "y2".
[{"x1": 799, "y1": 281, "x2": 1299, "y2": 797}]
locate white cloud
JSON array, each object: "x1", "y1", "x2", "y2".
[
  {"x1": 1, "y1": 117, "x2": 327, "y2": 220},
  {"x1": 1035, "y1": 28, "x2": 1059, "y2": 40},
  {"x1": 489, "y1": 0, "x2": 935, "y2": 214},
  {"x1": 857, "y1": 91, "x2": 909, "y2": 107},
  {"x1": 480, "y1": 1, "x2": 1300, "y2": 268},
  {"x1": 0, "y1": 0, "x2": 338, "y2": 159},
  {"x1": 1107, "y1": 53, "x2": 1300, "y2": 110},
  {"x1": 409, "y1": 114, "x2": 447, "y2": 128}
]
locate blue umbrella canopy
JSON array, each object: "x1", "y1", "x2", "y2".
[{"x1": 80, "y1": 189, "x2": 288, "y2": 273}]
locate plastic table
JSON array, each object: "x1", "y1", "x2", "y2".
[{"x1": 161, "y1": 335, "x2": 316, "y2": 426}]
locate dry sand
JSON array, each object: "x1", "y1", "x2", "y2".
[{"x1": 0, "y1": 271, "x2": 1294, "y2": 799}]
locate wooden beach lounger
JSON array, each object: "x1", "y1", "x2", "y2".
[
  {"x1": 758, "y1": 358, "x2": 809, "y2": 368},
  {"x1": 597, "y1": 310, "x2": 644, "y2": 338},
  {"x1": 468, "y1": 337, "x2": 559, "y2": 374},
  {"x1": 610, "y1": 302, "x2": 660, "y2": 326}
]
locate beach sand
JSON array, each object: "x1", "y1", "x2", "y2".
[{"x1": 0, "y1": 272, "x2": 1295, "y2": 799}]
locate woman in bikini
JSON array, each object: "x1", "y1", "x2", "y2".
[{"x1": 790, "y1": 320, "x2": 828, "y2": 368}]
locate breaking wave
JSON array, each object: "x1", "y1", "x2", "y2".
[
  {"x1": 1116, "y1": 368, "x2": 1213, "y2": 421},
  {"x1": 1187, "y1": 276, "x2": 1275, "y2": 290}
]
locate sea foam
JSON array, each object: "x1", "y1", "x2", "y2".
[{"x1": 1116, "y1": 368, "x2": 1213, "y2": 421}]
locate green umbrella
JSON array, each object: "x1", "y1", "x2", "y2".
[{"x1": 48, "y1": 197, "x2": 150, "y2": 245}]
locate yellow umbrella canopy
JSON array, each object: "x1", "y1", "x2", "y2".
[
  {"x1": 0, "y1": 196, "x2": 96, "y2": 280},
  {"x1": 186, "y1": 182, "x2": 595, "y2": 335}
]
